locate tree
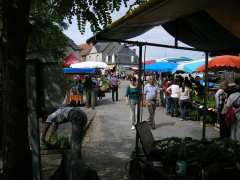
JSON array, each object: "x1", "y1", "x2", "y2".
[{"x1": 0, "y1": 1, "x2": 144, "y2": 180}]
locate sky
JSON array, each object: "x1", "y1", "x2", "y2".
[{"x1": 63, "y1": 1, "x2": 204, "y2": 60}]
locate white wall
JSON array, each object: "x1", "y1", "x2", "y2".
[{"x1": 86, "y1": 46, "x2": 103, "y2": 62}]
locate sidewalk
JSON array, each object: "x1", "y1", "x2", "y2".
[{"x1": 81, "y1": 80, "x2": 219, "y2": 180}]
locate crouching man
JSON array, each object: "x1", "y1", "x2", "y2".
[{"x1": 41, "y1": 105, "x2": 87, "y2": 156}]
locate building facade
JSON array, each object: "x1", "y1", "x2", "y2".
[{"x1": 86, "y1": 42, "x2": 139, "y2": 65}]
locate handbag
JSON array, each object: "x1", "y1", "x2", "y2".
[{"x1": 225, "y1": 105, "x2": 237, "y2": 126}]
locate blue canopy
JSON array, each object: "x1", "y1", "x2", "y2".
[
  {"x1": 64, "y1": 67, "x2": 96, "y2": 74},
  {"x1": 145, "y1": 61, "x2": 177, "y2": 73},
  {"x1": 183, "y1": 59, "x2": 205, "y2": 73},
  {"x1": 163, "y1": 57, "x2": 192, "y2": 63}
]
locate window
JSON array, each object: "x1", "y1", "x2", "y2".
[
  {"x1": 112, "y1": 54, "x2": 115, "y2": 63},
  {"x1": 131, "y1": 55, "x2": 134, "y2": 63}
]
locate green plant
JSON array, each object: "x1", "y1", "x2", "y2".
[
  {"x1": 153, "y1": 137, "x2": 240, "y2": 171},
  {"x1": 41, "y1": 135, "x2": 71, "y2": 150}
]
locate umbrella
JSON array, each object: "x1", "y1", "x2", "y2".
[
  {"x1": 144, "y1": 60, "x2": 156, "y2": 64},
  {"x1": 63, "y1": 53, "x2": 81, "y2": 67},
  {"x1": 63, "y1": 67, "x2": 96, "y2": 74},
  {"x1": 197, "y1": 55, "x2": 240, "y2": 72},
  {"x1": 145, "y1": 61, "x2": 177, "y2": 72},
  {"x1": 177, "y1": 59, "x2": 209, "y2": 73},
  {"x1": 157, "y1": 57, "x2": 192, "y2": 63},
  {"x1": 70, "y1": 61, "x2": 108, "y2": 69}
]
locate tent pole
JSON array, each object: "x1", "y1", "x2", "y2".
[
  {"x1": 202, "y1": 51, "x2": 209, "y2": 140},
  {"x1": 135, "y1": 43, "x2": 143, "y2": 157}
]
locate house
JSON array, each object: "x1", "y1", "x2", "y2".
[
  {"x1": 65, "y1": 36, "x2": 81, "y2": 60},
  {"x1": 79, "y1": 43, "x2": 93, "y2": 61},
  {"x1": 86, "y1": 42, "x2": 138, "y2": 65}
]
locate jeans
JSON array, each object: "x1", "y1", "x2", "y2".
[
  {"x1": 91, "y1": 89, "x2": 97, "y2": 109},
  {"x1": 129, "y1": 100, "x2": 137, "y2": 125},
  {"x1": 111, "y1": 86, "x2": 118, "y2": 101},
  {"x1": 165, "y1": 96, "x2": 171, "y2": 114},
  {"x1": 86, "y1": 89, "x2": 91, "y2": 107},
  {"x1": 170, "y1": 97, "x2": 179, "y2": 116},
  {"x1": 147, "y1": 100, "x2": 156, "y2": 129},
  {"x1": 179, "y1": 99, "x2": 190, "y2": 120},
  {"x1": 86, "y1": 89, "x2": 96, "y2": 109}
]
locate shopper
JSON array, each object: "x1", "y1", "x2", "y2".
[
  {"x1": 110, "y1": 74, "x2": 119, "y2": 102},
  {"x1": 41, "y1": 105, "x2": 87, "y2": 153},
  {"x1": 167, "y1": 79, "x2": 180, "y2": 117},
  {"x1": 179, "y1": 82, "x2": 191, "y2": 121},
  {"x1": 125, "y1": 77, "x2": 141, "y2": 130},
  {"x1": 144, "y1": 76, "x2": 158, "y2": 129},
  {"x1": 215, "y1": 81, "x2": 228, "y2": 138}
]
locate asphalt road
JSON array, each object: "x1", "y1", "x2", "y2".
[{"x1": 81, "y1": 80, "x2": 219, "y2": 180}]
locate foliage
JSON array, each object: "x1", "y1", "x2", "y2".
[
  {"x1": 50, "y1": 0, "x2": 147, "y2": 33},
  {"x1": 191, "y1": 90, "x2": 216, "y2": 108},
  {"x1": 28, "y1": 1, "x2": 69, "y2": 60},
  {"x1": 153, "y1": 137, "x2": 240, "y2": 174}
]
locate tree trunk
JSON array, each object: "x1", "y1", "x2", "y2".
[
  {"x1": 0, "y1": 22, "x2": 3, "y2": 154},
  {"x1": 2, "y1": 1, "x2": 32, "y2": 180}
]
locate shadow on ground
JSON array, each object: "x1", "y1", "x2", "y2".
[{"x1": 155, "y1": 122, "x2": 175, "y2": 129}]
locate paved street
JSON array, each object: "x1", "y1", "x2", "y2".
[{"x1": 81, "y1": 80, "x2": 219, "y2": 180}]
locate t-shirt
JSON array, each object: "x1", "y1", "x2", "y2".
[
  {"x1": 125, "y1": 85, "x2": 140, "y2": 101},
  {"x1": 46, "y1": 107, "x2": 81, "y2": 123},
  {"x1": 144, "y1": 83, "x2": 158, "y2": 101},
  {"x1": 179, "y1": 87, "x2": 190, "y2": 100},
  {"x1": 215, "y1": 89, "x2": 226, "y2": 112},
  {"x1": 110, "y1": 77, "x2": 119, "y2": 87},
  {"x1": 167, "y1": 84, "x2": 180, "y2": 98}
]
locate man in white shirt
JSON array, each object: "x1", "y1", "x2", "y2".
[{"x1": 144, "y1": 76, "x2": 158, "y2": 129}]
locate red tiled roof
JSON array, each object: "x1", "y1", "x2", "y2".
[
  {"x1": 79, "y1": 43, "x2": 93, "y2": 57},
  {"x1": 63, "y1": 53, "x2": 81, "y2": 67}
]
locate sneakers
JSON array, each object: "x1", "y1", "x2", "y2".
[{"x1": 131, "y1": 125, "x2": 135, "y2": 130}]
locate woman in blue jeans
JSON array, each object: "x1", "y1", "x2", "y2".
[
  {"x1": 125, "y1": 77, "x2": 141, "y2": 130},
  {"x1": 179, "y1": 83, "x2": 191, "y2": 120},
  {"x1": 167, "y1": 80, "x2": 180, "y2": 117}
]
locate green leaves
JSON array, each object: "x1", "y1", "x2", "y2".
[
  {"x1": 28, "y1": 2, "x2": 69, "y2": 61},
  {"x1": 50, "y1": 0, "x2": 145, "y2": 34}
]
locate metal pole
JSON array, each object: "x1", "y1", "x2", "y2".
[
  {"x1": 202, "y1": 52, "x2": 209, "y2": 140},
  {"x1": 94, "y1": 38, "x2": 207, "y2": 52},
  {"x1": 135, "y1": 43, "x2": 143, "y2": 156}
]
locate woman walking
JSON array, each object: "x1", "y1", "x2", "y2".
[{"x1": 125, "y1": 77, "x2": 141, "y2": 130}]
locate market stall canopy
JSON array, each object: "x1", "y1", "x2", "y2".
[
  {"x1": 145, "y1": 60, "x2": 156, "y2": 65},
  {"x1": 158, "y1": 57, "x2": 192, "y2": 63},
  {"x1": 87, "y1": 0, "x2": 240, "y2": 54},
  {"x1": 70, "y1": 61, "x2": 108, "y2": 69},
  {"x1": 63, "y1": 68, "x2": 96, "y2": 74},
  {"x1": 145, "y1": 61, "x2": 177, "y2": 73},
  {"x1": 197, "y1": 55, "x2": 240, "y2": 72},
  {"x1": 63, "y1": 53, "x2": 81, "y2": 67},
  {"x1": 176, "y1": 58, "x2": 211, "y2": 73}
]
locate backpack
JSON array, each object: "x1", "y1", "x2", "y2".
[{"x1": 225, "y1": 105, "x2": 237, "y2": 126}]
